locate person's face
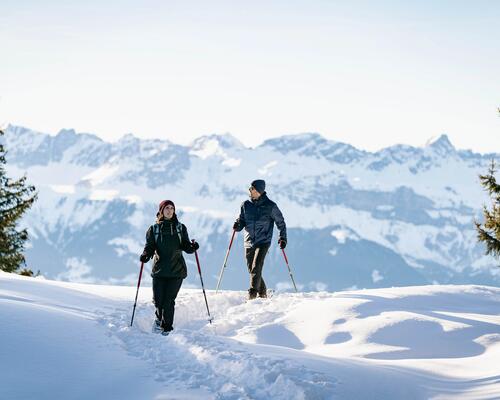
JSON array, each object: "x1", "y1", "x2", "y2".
[
  {"x1": 162, "y1": 205, "x2": 175, "y2": 219},
  {"x1": 249, "y1": 186, "x2": 261, "y2": 200}
]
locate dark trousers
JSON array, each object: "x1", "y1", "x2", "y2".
[
  {"x1": 245, "y1": 244, "x2": 270, "y2": 295},
  {"x1": 152, "y1": 277, "x2": 183, "y2": 331}
]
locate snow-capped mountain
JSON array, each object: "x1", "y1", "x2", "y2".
[{"x1": 2, "y1": 124, "x2": 499, "y2": 290}]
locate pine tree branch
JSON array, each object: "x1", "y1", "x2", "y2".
[{"x1": 0, "y1": 129, "x2": 37, "y2": 273}]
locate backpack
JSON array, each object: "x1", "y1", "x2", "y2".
[{"x1": 153, "y1": 221, "x2": 183, "y2": 245}]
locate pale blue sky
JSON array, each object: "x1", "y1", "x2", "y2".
[{"x1": 1, "y1": 0, "x2": 499, "y2": 152}]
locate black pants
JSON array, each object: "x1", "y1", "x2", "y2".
[
  {"x1": 245, "y1": 244, "x2": 270, "y2": 295},
  {"x1": 152, "y1": 277, "x2": 183, "y2": 331}
]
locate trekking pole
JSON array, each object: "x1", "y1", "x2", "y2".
[
  {"x1": 192, "y1": 240, "x2": 213, "y2": 324},
  {"x1": 280, "y1": 248, "x2": 298, "y2": 293},
  {"x1": 130, "y1": 261, "x2": 145, "y2": 327},
  {"x1": 215, "y1": 229, "x2": 236, "y2": 293}
]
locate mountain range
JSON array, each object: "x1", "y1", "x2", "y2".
[{"x1": 2, "y1": 124, "x2": 499, "y2": 291}]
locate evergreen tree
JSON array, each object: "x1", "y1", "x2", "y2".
[
  {"x1": 475, "y1": 159, "x2": 500, "y2": 259},
  {"x1": 0, "y1": 129, "x2": 37, "y2": 272}
]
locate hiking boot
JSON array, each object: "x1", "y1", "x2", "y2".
[
  {"x1": 248, "y1": 289, "x2": 258, "y2": 300},
  {"x1": 258, "y1": 291, "x2": 267, "y2": 299},
  {"x1": 161, "y1": 326, "x2": 173, "y2": 336}
]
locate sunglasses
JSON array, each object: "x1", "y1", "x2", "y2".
[{"x1": 164, "y1": 206, "x2": 175, "y2": 210}]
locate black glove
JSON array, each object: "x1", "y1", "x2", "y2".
[
  {"x1": 233, "y1": 221, "x2": 240, "y2": 230},
  {"x1": 140, "y1": 253, "x2": 150, "y2": 263},
  {"x1": 278, "y1": 238, "x2": 287, "y2": 249},
  {"x1": 191, "y1": 240, "x2": 200, "y2": 251}
]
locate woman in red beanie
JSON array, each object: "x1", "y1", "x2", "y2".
[{"x1": 140, "y1": 200, "x2": 199, "y2": 335}]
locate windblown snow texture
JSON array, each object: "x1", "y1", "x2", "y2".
[{"x1": 1, "y1": 272, "x2": 499, "y2": 399}]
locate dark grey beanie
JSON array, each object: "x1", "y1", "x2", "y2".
[{"x1": 251, "y1": 179, "x2": 266, "y2": 194}]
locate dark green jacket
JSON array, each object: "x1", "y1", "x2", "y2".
[{"x1": 141, "y1": 219, "x2": 195, "y2": 278}]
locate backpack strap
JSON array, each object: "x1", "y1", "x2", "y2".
[
  {"x1": 152, "y1": 222, "x2": 183, "y2": 245},
  {"x1": 153, "y1": 223, "x2": 161, "y2": 245},
  {"x1": 176, "y1": 222, "x2": 183, "y2": 244}
]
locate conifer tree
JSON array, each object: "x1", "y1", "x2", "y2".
[
  {"x1": 475, "y1": 159, "x2": 500, "y2": 259},
  {"x1": 0, "y1": 129, "x2": 37, "y2": 272}
]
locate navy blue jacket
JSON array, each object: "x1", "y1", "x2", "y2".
[{"x1": 234, "y1": 192, "x2": 287, "y2": 248}]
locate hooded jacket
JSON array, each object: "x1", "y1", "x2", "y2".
[
  {"x1": 234, "y1": 192, "x2": 287, "y2": 249},
  {"x1": 141, "y1": 217, "x2": 195, "y2": 278}
]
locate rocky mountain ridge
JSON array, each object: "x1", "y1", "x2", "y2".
[{"x1": 2, "y1": 124, "x2": 498, "y2": 290}]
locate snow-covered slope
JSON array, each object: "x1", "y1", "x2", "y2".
[
  {"x1": 2, "y1": 124, "x2": 499, "y2": 290},
  {"x1": 1, "y1": 272, "x2": 499, "y2": 399}
]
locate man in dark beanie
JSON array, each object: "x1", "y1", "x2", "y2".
[{"x1": 233, "y1": 179, "x2": 287, "y2": 299}]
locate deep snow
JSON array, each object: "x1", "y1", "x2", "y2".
[{"x1": 1, "y1": 271, "x2": 499, "y2": 399}]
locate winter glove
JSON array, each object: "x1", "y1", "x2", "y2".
[
  {"x1": 140, "y1": 253, "x2": 150, "y2": 263},
  {"x1": 278, "y1": 238, "x2": 287, "y2": 249},
  {"x1": 232, "y1": 221, "x2": 240, "y2": 231},
  {"x1": 191, "y1": 240, "x2": 200, "y2": 251}
]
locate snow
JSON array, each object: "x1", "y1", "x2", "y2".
[
  {"x1": 330, "y1": 229, "x2": 352, "y2": 244},
  {"x1": 190, "y1": 138, "x2": 221, "y2": 159},
  {"x1": 189, "y1": 134, "x2": 244, "y2": 162},
  {"x1": 49, "y1": 184, "x2": 76, "y2": 194},
  {"x1": 81, "y1": 164, "x2": 120, "y2": 187},
  {"x1": 56, "y1": 257, "x2": 94, "y2": 282},
  {"x1": 123, "y1": 195, "x2": 143, "y2": 204},
  {"x1": 89, "y1": 189, "x2": 119, "y2": 201},
  {"x1": 1, "y1": 272, "x2": 499, "y2": 399},
  {"x1": 222, "y1": 158, "x2": 242, "y2": 167},
  {"x1": 108, "y1": 237, "x2": 144, "y2": 256},
  {"x1": 371, "y1": 269, "x2": 383, "y2": 283},
  {"x1": 258, "y1": 160, "x2": 279, "y2": 176}
]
